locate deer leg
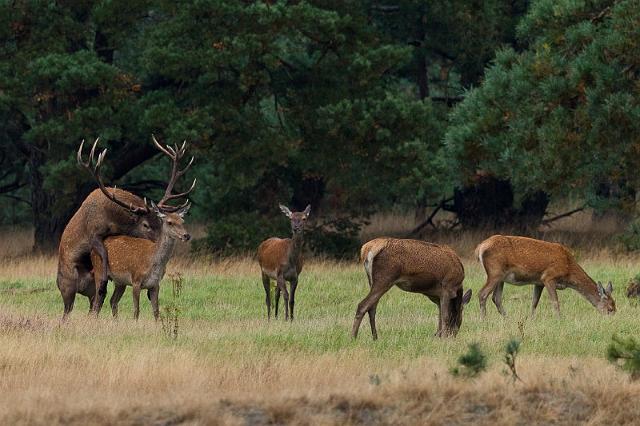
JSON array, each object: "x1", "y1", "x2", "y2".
[
  {"x1": 478, "y1": 276, "x2": 503, "y2": 319},
  {"x1": 90, "y1": 237, "x2": 110, "y2": 312},
  {"x1": 132, "y1": 286, "x2": 141, "y2": 320},
  {"x1": 437, "y1": 293, "x2": 454, "y2": 337},
  {"x1": 86, "y1": 294, "x2": 95, "y2": 315},
  {"x1": 543, "y1": 280, "x2": 561, "y2": 318},
  {"x1": 148, "y1": 286, "x2": 160, "y2": 321},
  {"x1": 530, "y1": 285, "x2": 543, "y2": 318},
  {"x1": 289, "y1": 279, "x2": 298, "y2": 321},
  {"x1": 262, "y1": 273, "x2": 271, "y2": 320},
  {"x1": 492, "y1": 282, "x2": 507, "y2": 317},
  {"x1": 277, "y1": 275, "x2": 289, "y2": 321},
  {"x1": 368, "y1": 302, "x2": 380, "y2": 340},
  {"x1": 61, "y1": 288, "x2": 76, "y2": 321},
  {"x1": 352, "y1": 281, "x2": 393, "y2": 340},
  {"x1": 110, "y1": 285, "x2": 126, "y2": 318},
  {"x1": 274, "y1": 287, "x2": 281, "y2": 319}
]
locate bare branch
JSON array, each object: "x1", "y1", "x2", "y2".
[{"x1": 542, "y1": 206, "x2": 585, "y2": 226}]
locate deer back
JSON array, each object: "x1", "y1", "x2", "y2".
[
  {"x1": 59, "y1": 188, "x2": 159, "y2": 267},
  {"x1": 364, "y1": 238, "x2": 464, "y2": 286},
  {"x1": 91, "y1": 235, "x2": 155, "y2": 286},
  {"x1": 476, "y1": 235, "x2": 574, "y2": 278}
]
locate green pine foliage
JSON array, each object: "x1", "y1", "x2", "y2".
[
  {"x1": 450, "y1": 342, "x2": 487, "y2": 378},
  {"x1": 607, "y1": 335, "x2": 640, "y2": 380},
  {"x1": 445, "y1": 0, "x2": 640, "y2": 212}
]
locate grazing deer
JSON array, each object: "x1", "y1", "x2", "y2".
[
  {"x1": 475, "y1": 235, "x2": 615, "y2": 318},
  {"x1": 57, "y1": 137, "x2": 195, "y2": 320},
  {"x1": 257, "y1": 204, "x2": 311, "y2": 321},
  {"x1": 352, "y1": 238, "x2": 472, "y2": 339},
  {"x1": 91, "y1": 203, "x2": 190, "y2": 320}
]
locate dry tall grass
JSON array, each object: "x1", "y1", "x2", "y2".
[{"x1": 1, "y1": 308, "x2": 639, "y2": 425}]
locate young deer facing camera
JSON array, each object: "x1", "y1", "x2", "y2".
[
  {"x1": 91, "y1": 203, "x2": 190, "y2": 320},
  {"x1": 257, "y1": 204, "x2": 311, "y2": 321}
]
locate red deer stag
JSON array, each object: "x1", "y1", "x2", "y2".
[
  {"x1": 475, "y1": 235, "x2": 615, "y2": 318},
  {"x1": 257, "y1": 204, "x2": 311, "y2": 321},
  {"x1": 352, "y1": 238, "x2": 472, "y2": 339},
  {"x1": 91, "y1": 202, "x2": 190, "y2": 320},
  {"x1": 57, "y1": 137, "x2": 195, "y2": 320}
]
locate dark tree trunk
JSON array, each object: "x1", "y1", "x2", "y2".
[
  {"x1": 29, "y1": 150, "x2": 69, "y2": 253},
  {"x1": 291, "y1": 175, "x2": 325, "y2": 212},
  {"x1": 415, "y1": 12, "x2": 429, "y2": 100},
  {"x1": 448, "y1": 175, "x2": 549, "y2": 230}
]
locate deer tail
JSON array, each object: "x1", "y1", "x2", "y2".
[
  {"x1": 361, "y1": 239, "x2": 389, "y2": 288},
  {"x1": 474, "y1": 242, "x2": 486, "y2": 270}
]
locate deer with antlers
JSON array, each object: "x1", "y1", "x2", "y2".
[
  {"x1": 258, "y1": 204, "x2": 311, "y2": 321},
  {"x1": 56, "y1": 136, "x2": 195, "y2": 320},
  {"x1": 91, "y1": 202, "x2": 190, "y2": 320},
  {"x1": 475, "y1": 235, "x2": 616, "y2": 318}
]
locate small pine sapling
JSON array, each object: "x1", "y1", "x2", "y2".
[{"x1": 450, "y1": 343, "x2": 487, "y2": 378}]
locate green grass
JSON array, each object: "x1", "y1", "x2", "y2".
[{"x1": 1, "y1": 260, "x2": 638, "y2": 363}]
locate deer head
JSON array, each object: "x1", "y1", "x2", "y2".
[
  {"x1": 150, "y1": 201, "x2": 191, "y2": 242},
  {"x1": 279, "y1": 204, "x2": 311, "y2": 234},
  {"x1": 596, "y1": 281, "x2": 616, "y2": 314}
]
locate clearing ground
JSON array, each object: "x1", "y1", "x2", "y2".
[{"x1": 1, "y1": 217, "x2": 639, "y2": 424}]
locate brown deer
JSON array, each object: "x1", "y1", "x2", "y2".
[
  {"x1": 257, "y1": 204, "x2": 311, "y2": 321},
  {"x1": 91, "y1": 202, "x2": 190, "y2": 320},
  {"x1": 57, "y1": 136, "x2": 195, "y2": 320},
  {"x1": 352, "y1": 238, "x2": 472, "y2": 339},
  {"x1": 475, "y1": 235, "x2": 615, "y2": 318}
]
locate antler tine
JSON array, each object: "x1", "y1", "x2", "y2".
[
  {"x1": 77, "y1": 138, "x2": 148, "y2": 215},
  {"x1": 158, "y1": 198, "x2": 191, "y2": 213},
  {"x1": 152, "y1": 134, "x2": 174, "y2": 158},
  {"x1": 179, "y1": 156, "x2": 195, "y2": 176},
  {"x1": 153, "y1": 134, "x2": 197, "y2": 211},
  {"x1": 160, "y1": 178, "x2": 197, "y2": 202}
]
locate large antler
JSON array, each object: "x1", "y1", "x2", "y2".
[
  {"x1": 77, "y1": 138, "x2": 149, "y2": 215},
  {"x1": 152, "y1": 134, "x2": 197, "y2": 212}
]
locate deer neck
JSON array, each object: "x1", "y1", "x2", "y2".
[
  {"x1": 147, "y1": 232, "x2": 177, "y2": 281},
  {"x1": 288, "y1": 231, "x2": 304, "y2": 265},
  {"x1": 568, "y1": 267, "x2": 600, "y2": 308}
]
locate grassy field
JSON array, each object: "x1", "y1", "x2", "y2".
[
  {"x1": 2, "y1": 252, "x2": 640, "y2": 424},
  {"x1": 1, "y1": 216, "x2": 640, "y2": 424}
]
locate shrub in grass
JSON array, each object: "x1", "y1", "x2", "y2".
[
  {"x1": 626, "y1": 275, "x2": 640, "y2": 301},
  {"x1": 607, "y1": 335, "x2": 640, "y2": 380},
  {"x1": 450, "y1": 343, "x2": 487, "y2": 379},
  {"x1": 504, "y1": 339, "x2": 522, "y2": 383}
]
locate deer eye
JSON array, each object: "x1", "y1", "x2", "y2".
[{"x1": 167, "y1": 220, "x2": 173, "y2": 225}]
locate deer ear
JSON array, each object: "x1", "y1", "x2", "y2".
[
  {"x1": 462, "y1": 289, "x2": 472, "y2": 305},
  {"x1": 177, "y1": 202, "x2": 191, "y2": 218},
  {"x1": 303, "y1": 204, "x2": 311, "y2": 218},
  {"x1": 279, "y1": 204, "x2": 292, "y2": 218},
  {"x1": 597, "y1": 282, "x2": 605, "y2": 297},
  {"x1": 606, "y1": 281, "x2": 613, "y2": 295},
  {"x1": 150, "y1": 201, "x2": 166, "y2": 218}
]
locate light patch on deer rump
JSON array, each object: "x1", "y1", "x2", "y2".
[{"x1": 361, "y1": 238, "x2": 390, "y2": 284}]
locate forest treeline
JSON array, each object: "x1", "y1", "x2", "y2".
[{"x1": 1, "y1": 0, "x2": 639, "y2": 255}]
